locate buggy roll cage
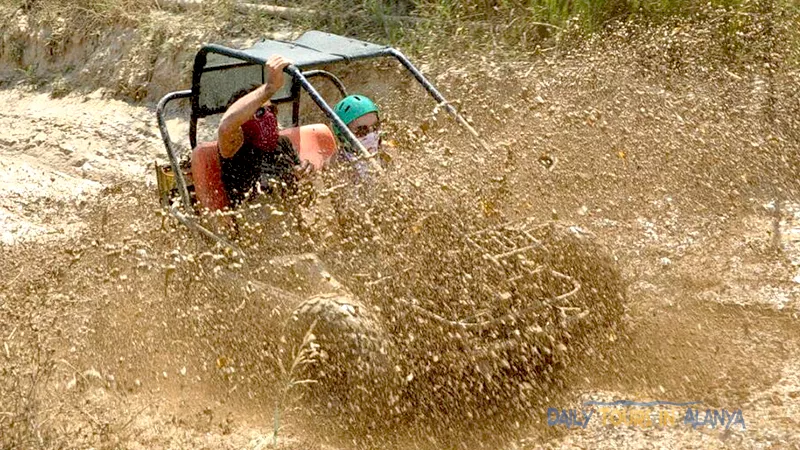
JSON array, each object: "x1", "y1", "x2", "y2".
[{"x1": 156, "y1": 31, "x2": 485, "y2": 212}]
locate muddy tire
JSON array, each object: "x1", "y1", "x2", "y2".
[
  {"x1": 517, "y1": 222, "x2": 626, "y2": 373},
  {"x1": 434, "y1": 223, "x2": 626, "y2": 409},
  {"x1": 434, "y1": 222, "x2": 625, "y2": 397},
  {"x1": 284, "y1": 293, "x2": 399, "y2": 420},
  {"x1": 530, "y1": 223, "x2": 626, "y2": 328}
]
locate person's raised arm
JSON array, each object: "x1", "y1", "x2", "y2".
[{"x1": 217, "y1": 55, "x2": 291, "y2": 158}]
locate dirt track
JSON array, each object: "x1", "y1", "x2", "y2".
[{"x1": 2, "y1": 7, "x2": 800, "y2": 449}]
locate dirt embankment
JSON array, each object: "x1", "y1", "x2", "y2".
[
  {"x1": 0, "y1": 4, "x2": 291, "y2": 102},
  {"x1": 1, "y1": 4, "x2": 800, "y2": 450},
  {"x1": 0, "y1": 5, "x2": 294, "y2": 244}
]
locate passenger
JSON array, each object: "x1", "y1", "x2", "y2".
[
  {"x1": 332, "y1": 94, "x2": 389, "y2": 180},
  {"x1": 328, "y1": 94, "x2": 394, "y2": 238},
  {"x1": 217, "y1": 55, "x2": 311, "y2": 208}
]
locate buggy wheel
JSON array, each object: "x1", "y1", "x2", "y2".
[
  {"x1": 455, "y1": 221, "x2": 626, "y2": 390},
  {"x1": 526, "y1": 223, "x2": 626, "y2": 356},
  {"x1": 284, "y1": 293, "x2": 400, "y2": 422}
]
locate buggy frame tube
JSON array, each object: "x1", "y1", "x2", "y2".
[
  {"x1": 194, "y1": 44, "x2": 484, "y2": 145},
  {"x1": 290, "y1": 78, "x2": 301, "y2": 127},
  {"x1": 188, "y1": 43, "x2": 488, "y2": 172},
  {"x1": 385, "y1": 48, "x2": 489, "y2": 149},
  {"x1": 169, "y1": 207, "x2": 244, "y2": 255},
  {"x1": 157, "y1": 89, "x2": 193, "y2": 210},
  {"x1": 198, "y1": 44, "x2": 273, "y2": 67},
  {"x1": 190, "y1": 116, "x2": 199, "y2": 149},
  {"x1": 302, "y1": 70, "x2": 348, "y2": 99}
]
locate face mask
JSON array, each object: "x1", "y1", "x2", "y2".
[
  {"x1": 358, "y1": 131, "x2": 381, "y2": 155},
  {"x1": 241, "y1": 107, "x2": 278, "y2": 152}
]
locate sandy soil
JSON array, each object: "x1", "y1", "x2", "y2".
[{"x1": 0, "y1": 88, "x2": 163, "y2": 244}]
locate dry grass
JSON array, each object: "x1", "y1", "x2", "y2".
[
  {"x1": 271, "y1": 321, "x2": 319, "y2": 447},
  {"x1": 261, "y1": 0, "x2": 799, "y2": 58},
  {"x1": 0, "y1": 0, "x2": 242, "y2": 29},
  {"x1": 1, "y1": 0, "x2": 155, "y2": 26},
  {"x1": 8, "y1": 0, "x2": 780, "y2": 52}
]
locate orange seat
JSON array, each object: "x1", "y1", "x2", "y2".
[
  {"x1": 191, "y1": 141, "x2": 229, "y2": 212},
  {"x1": 279, "y1": 124, "x2": 338, "y2": 170},
  {"x1": 191, "y1": 124, "x2": 336, "y2": 212}
]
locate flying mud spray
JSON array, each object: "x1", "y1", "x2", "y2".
[{"x1": 1, "y1": 3, "x2": 799, "y2": 449}]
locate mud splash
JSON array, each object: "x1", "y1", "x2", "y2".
[{"x1": 2, "y1": 6, "x2": 800, "y2": 450}]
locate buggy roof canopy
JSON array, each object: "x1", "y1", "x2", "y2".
[
  {"x1": 204, "y1": 31, "x2": 389, "y2": 68},
  {"x1": 192, "y1": 31, "x2": 390, "y2": 116}
]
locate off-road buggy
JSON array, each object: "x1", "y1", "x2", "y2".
[{"x1": 154, "y1": 31, "x2": 625, "y2": 424}]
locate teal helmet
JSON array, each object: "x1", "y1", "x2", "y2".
[{"x1": 332, "y1": 95, "x2": 379, "y2": 137}]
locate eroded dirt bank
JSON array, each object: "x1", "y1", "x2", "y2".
[{"x1": 2, "y1": 5, "x2": 800, "y2": 450}]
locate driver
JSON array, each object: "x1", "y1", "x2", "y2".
[{"x1": 217, "y1": 55, "x2": 311, "y2": 207}]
